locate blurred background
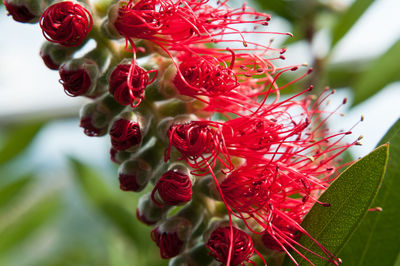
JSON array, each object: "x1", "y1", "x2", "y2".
[{"x1": 0, "y1": 0, "x2": 399, "y2": 265}]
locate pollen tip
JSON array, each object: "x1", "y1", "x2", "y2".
[
  {"x1": 361, "y1": 115, "x2": 365, "y2": 121},
  {"x1": 342, "y1": 98, "x2": 348, "y2": 104},
  {"x1": 307, "y1": 68, "x2": 313, "y2": 74}
]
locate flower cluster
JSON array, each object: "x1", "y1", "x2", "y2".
[{"x1": 5, "y1": 0, "x2": 360, "y2": 265}]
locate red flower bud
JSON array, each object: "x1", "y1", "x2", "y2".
[
  {"x1": 4, "y1": 0, "x2": 37, "y2": 23},
  {"x1": 109, "y1": 63, "x2": 150, "y2": 107},
  {"x1": 41, "y1": 54, "x2": 60, "y2": 70},
  {"x1": 59, "y1": 64, "x2": 92, "y2": 97},
  {"x1": 136, "y1": 208, "x2": 156, "y2": 226},
  {"x1": 136, "y1": 193, "x2": 169, "y2": 226},
  {"x1": 206, "y1": 226, "x2": 255, "y2": 266},
  {"x1": 118, "y1": 159, "x2": 151, "y2": 192},
  {"x1": 151, "y1": 227, "x2": 184, "y2": 259},
  {"x1": 110, "y1": 118, "x2": 142, "y2": 151},
  {"x1": 151, "y1": 217, "x2": 191, "y2": 259},
  {"x1": 80, "y1": 116, "x2": 106, "y2": 137},
  {"x1": 151, "y1": 170, "x2": 192, "y2": 206},
  {"x1": 40, "y1": 1, "x2": 93, "y2": 47}
]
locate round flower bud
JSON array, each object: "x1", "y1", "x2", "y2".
[
  {"x1": 109, "y1": 111, "x2": 149, "y2": 151},
  {"x1": 206, "y1": 226, "x2": 255, "y2": 266},
  {"x1": 40, "y1": 1, "x2": 93, "y2": 47},
  {"x1": 151, "y1": 165, "x2": 193, "y2": 207},
  {"x1": 39, "y1": 41, "x2": 75, "y2": 70},
  {"x1": 136, "y1": 193, "x2": 169, "y2": 226},
  {"x1": 79, "y1": 95, "x2": 124, "y2": 137},
  {"x1": 118, "y1": 158, "x2": 151, "y2": 192},
  {"x1": 109, "y1": 62, "x2": 150, "y2": 107},
  {"x1": 4, "y1": 0, "x2": 42, "y2": 23},
  {"x1": 79, "y1": 102, "x2": 108, "y2": 137},
  {"x1": 151, "y1": 216, "x2": 192, "y2": 259},
  {"x1": 59, "y1": 58, "x2": 99, "y2": 97}
]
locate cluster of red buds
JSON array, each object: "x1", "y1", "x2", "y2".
[{"x1": 4, "y1": 0, "x2": 361, "y2": 265}]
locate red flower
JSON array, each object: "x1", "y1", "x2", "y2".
[
  {"x1": 109, "y1": 63, "x2": 151, "y2": 107},
  {"x1": 173, "y1": 55, "x2": 239, "y2": 97},
  {"x1": 113, "y1": 0, "x2": 158, "y2": 39},
  {"x1": 206, "y1": 226, "x2": 255, "y2": 266},
  {"x1": 3, "y1": 0, "x2": 37, "y2": 23},
  {"x1": 40, "y1": 1, "x2": 93, "y2": 47},
  {"x1": 151, "y1": 170, "x2": 192, "y2": 206},
  {"x1": 110, "y1": 118, "x2": 142, "y2": 151}
]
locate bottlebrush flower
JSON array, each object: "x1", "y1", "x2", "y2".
[
  {"x1": 173, "y1": 54, "x2": 239, "y2": 97},
  {"x1": 111, "y1": 0, "x2": 273, "y2": 49},
  {"x1": 206, "y1": 226, "x2": 256, "y2": 266},
  {"x1": 40, "y1": 1, "x2": 93, "y2": 47}
]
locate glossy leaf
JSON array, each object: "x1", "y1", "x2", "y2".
[
  {"x1": 0, "y1": 193, "x2": 61, "y2": 254},
  {"x1": 285, "y1": 144, "x2": 388, "y2": 265},
  {"x1": 352, "y1": 39, "x2": 400, "y2": 106},
  {"x1": 331, "y1": 0, "x2": 375, "y2": 47},
  {"x1": 0, "y1": 122, "x2": 44, "y2": 165},
  {"x1": 339, "y1": 119, "x2": 400, "y2": 265}
]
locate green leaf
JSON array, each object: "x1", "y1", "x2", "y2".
[
  {"x1": 68, "y1": 158, "x2": 148, "y2": 248},
  {"x1": 285, "y1": 144, "x2": 388, "y2": 265},
  {"x1": 0, "y1": 122, "x2": 44, "y2": 165},
  {"x1": 339, "y1": 119, "x2": 400, "y2": 265},
  {"x1": 0, "y1": 193, "x2": 61, "y2": 254},
  {"x1": 68, "y1": 157, "x2": 113, "y2": 202},
  {"x1": 0, "y1": 174, "x2": 33, "y2": 210},
  {"x1": 331, "y1": 0, "x2": 375, "y2": 47},
  {"x1": 351, "y1": 39, "x2": 400, "y2": 106}
]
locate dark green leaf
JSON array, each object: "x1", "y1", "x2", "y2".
[
  {"x1": 285, "y1": 144, "x2": 388, "y2": 265},
  {"x1": 339, "y1": 119, "x2": 400, "y2": 265},
  {"x1": 331, "y1": 0, "x2": 375, "y2": 47},
  {"x1": 352, "y1": 39, "x2": 400, "y2": 106},
  {"x1": 0, "y1": 122, "x2": 44, "y2": 165},
  {"x1": 0, "y1": 174, "x2": 33, "y2": 210},
  {"x1": 0, "y1": 193, "x2": 61, "y2": 254}
]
